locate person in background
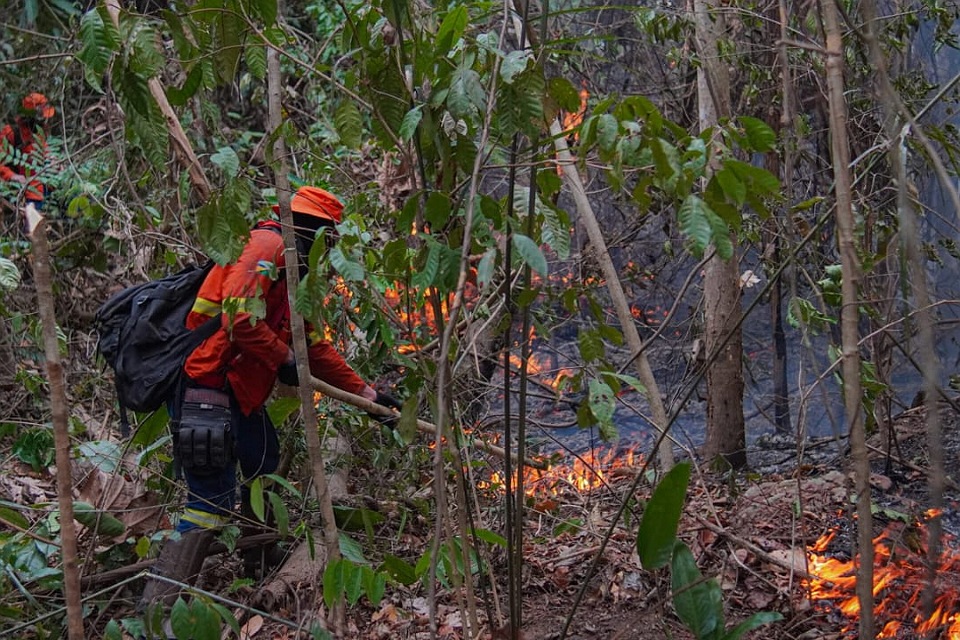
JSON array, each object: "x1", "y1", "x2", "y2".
[
  {"x1": 0, "y1": 93, "x2": 54, "y2": 208},
  {"x1": 138, "y1": 186, "x2": 403, "y2": 610}
]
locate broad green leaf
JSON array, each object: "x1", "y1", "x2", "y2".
[
  {"x1": 738, "y1": 116, "x2": 776, "y2": 152},
  {"x1": 208, "y1": 602, "x2": 241, "y2": 636},
  {"x1": 169, "y1": 598, "x2": 192, "y2": 639},
  {"x1": 672, "y1": 542, "x2": 723, "y2": 639},
  {"x1": 0, "y1": 257, "x2": 21, "y2": 291},
  {"x1": 596, "y1": 113, "x2": 619, "y2": 153},
  {"x1": 249, "y1": 477, "x2": 265, "y2": 522},
  {"x1": 577, "y1": 327, "x2": 604, "y2": 362},
  {"x1": 727, "y1": 159, "x2": 780, "y2": 195},
  {"x1": 335, "y1": 101, "x2": 363, "y2": 149},
  {"x1": 104, "y1": 619, "x2": 122, "y2": 640},
  {"x1": 547, "y1": 76, "x2": 582, "y2": 113},
  {"x1": 250, "y1": 0, "x2": 278, "y2": 27},
  {"x1": 244, "y1": 43, "x2": 267, "y2": 80},
  {"x1": 714, "y1": 167, "x2": 745, "y2": 206},
  {"x1": 471, "y1": 527, "x2": 508, "y2": 548},
  {"x1": 447, "y1": 67, "x2": 484, "y2": 119},
  {"x1": 381, "y1": 554, "x2": 418, "y2": 585},
  {"x1": 512, "y1": 234, "x2": 548, "y2": 276},
  {"x1": 266, "y1": 397, "x2": 301, "y2": 426},
  {"x1": 541, "y1": 202, "x2": 571, "y2": 259},
  {"x1": 501, "y1": 50, "x2": 533, "y2": 84},
  {"x1": 211, "y1": 146, "x2": 240, "y2": 177},
  {"x1": 362, "y1": 567, "x2": 387, "y2": 606},
  {"x1": 196, "y1": 193, "x2": 249, "y2": 265},
  {"x1": 266, "y1": 492, "x2": 289, "y2": 537},
  {"x1": 343, "y1": 561, "x2": 364, "y2": 605},
  {"x1": 637, "y1": 462, "x2": 691, "y2": 570},
  {"x1": 425, "y1": 192, "x2": 452, "y2": 229},
  {"x1": 678, "y1": 194, "x2": 711, "y2": 257},
  {"x1": 329, "y1": 246, "x2": 365, "y2": 281},
  {"x1": 187, "y1": 598, "x2": 221, "y2": 639},
  {"x1": 588, "y1": 378, "x2": 617, "y2": 440},
  {"x1": 477, "y1": 248, "x2": 496, "y2": 288},
  {"x1": 0, "y1": 504, "x2": 29, "y2": 530},
  {"x1": 436, "y1": 5, "x2": 468, "y2": 54},
  {"x1": 720, "y1": 611, "x2": 783, "y2": 640},
  {"x1": 339, "y1": 533, "x2": 368, "y2": 565},
  {"x1": 399, "y1": 106, "x2": 423, "y2": 142},
  {"x1": 411, "y1": 241, "x2": 441, "y2": 289},
  {"x1": 323, "y1": 559, "x2": 345, "y2": 609},
  {"x1": 72, "y1": 501, "x2": 126, "y2": 537}
]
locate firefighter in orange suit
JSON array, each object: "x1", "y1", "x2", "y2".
[
  {"x1": 1, "y1": 93, "x2": 54, "y2": 207},
  {"x1": 139, "y1": 186, "x2": 403, "y2": 611}
]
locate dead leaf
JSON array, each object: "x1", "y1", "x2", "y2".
[{"x1": 240, "y1": 614, "x2": 263, "y2": 639}]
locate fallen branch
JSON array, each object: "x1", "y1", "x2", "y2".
[{"x1": 693, "y1": 515, "x2": 816, "y2": 582}]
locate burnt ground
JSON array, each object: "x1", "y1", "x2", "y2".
[
  {"x1": 11, "y1": 394, "x2": 956, "y2": 639},
  {"x1": 200, "y1": 398, "x2": 960, "y2": 640}
]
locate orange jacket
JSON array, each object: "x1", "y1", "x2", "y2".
[
  {"x1": 0, "y1": 119, "x2": 46, "y2": 201},
  {"x1": 183, "y1": 221, "x2": 367, "y2": 414}
]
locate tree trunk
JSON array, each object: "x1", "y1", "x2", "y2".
[
  {"x1": 821, "y1": 1, "x2": 875, "y2": 637},
  {"x1": 25, "y1": 204, "x2": 85, "y2": 640},
  {"x1": 694, "y1": 0, "x2": 746, "y2": 468}
]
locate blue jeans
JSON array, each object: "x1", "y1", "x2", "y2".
[{"x1": 172, "y1": 392, "x2": 279, "y2": 532}]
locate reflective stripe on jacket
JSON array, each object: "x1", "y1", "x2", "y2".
[{"x1": 183, "y1": 221, "x2": 367, "y2": 414}]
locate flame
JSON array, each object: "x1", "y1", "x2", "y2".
[
  {"x1": 561, "y1": 84, "x2": 589, "y2": 136},
  {"x1": 480, "y1": 446, "x2": 642, "y2": 498},
  {"x1": 805, "y1": 516, "x2": 960, "y2": 638}
]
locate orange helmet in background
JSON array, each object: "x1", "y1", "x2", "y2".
[
  {"x1": 21, "y1": 93, "x2": 55, "y2": 119},
  {"x1": 290, "y1": 186, "x2": 344, "y2": 224}
]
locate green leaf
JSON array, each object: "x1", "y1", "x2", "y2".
[
  {"x1": 399, "y1": 106, "x2": 423, "y2": 142},
  {"x1": 0, "y1": 504, "x2": 30, "y2": 530},
  {"x1": 78, "y1": 8, "x2": 120, "y2": 91},
  {"x1": 104, "y1": 619, "x2": 123, "y2": 640},
  {"x1": 672, "y1": 541, "x2": 723, "y2": 639},
  {"x1": 447, "y1": 67, "x2": 484, "y2": 120},
  {"x1": 381, "y1": 554, "x2": 418, "y2": 585},
  {"x1": 500, "y1": 50, "x2": 533, "y2": 84},
  {"x1": 329, "y1": 246, "x2": 365, "y2": 281},
  {"x1": 596, "y1": 114, "x2": 619, "y2": 153},
  {"x1": 471, "y1": 527, "x2": 508, "y2": 548},
  {"x1": 678, "y1": 195, "x2": 711, "y2": 257},
  {"x1": 72, "y1": 501, "x2": 126, "y2": 537},
  {"x1": 637, "y1": 462, "x2": 691, "y2": 570},
  {"x1": 425, "y1": 192, "x2": 452, "y2": 229},
  {"x1": 244, "y1": 43, "x2": 267, "y2": 80},
  {"x1": 211, "y1": 146, "x2": 240, "y2": 177},
  {"x1": 436, "y1": 5, "x2": 468, "y2": 53},
  {"x1": 512, "y1": 234, "x2": 548, "y2": 276},
  {"x1": 737, "y1": 116, "x2": 776, "y2": 152},
  {"x1": 362, "y1": 567, "x2": 386, "y2": 606},
  {"x1": 266, "y1": 397, "x2": 301, "y2": 426},
  {"x1": 588, "y1": 378, "x2": 617, "y2": 440},
  {"x1": 714, "y1": 167, "x2": 745, "y2": 206},
  {"x1": 0, "y1": 257, "x2": 21, "y2": 292},
  {"x1": 249, "y1": 477, "x2": 265, "y2": 522},
  {"x1": 250, "y1": 0, "x2": 278, "y2": 27},
  {"x1": 547, "y1": 77, "x2": 582, "y2": 113},
  {"x1": 477, "y1": 248, "x2": 496, "y2": 288},
  {"x1": 720, "y1": 612, "x2": 783, "y2": 640},
  {"x1": 335, "y1": 101, "x2": 364, "y2": 149},
  {"x1": 169, "y1": 598, "x2": 191, "y2": 638},
  {"x1": 267, "y1": 492, "x2": 289, "y2": 537},
  {"x1": 343, "y1": 561, "x2": 364, "y2": 605},
  {"x1": 322, "y1": 559, "x2": 345, "y2": 609},
  {"x1": 339, "y1": 534, "x2": 368, "y2": 565},
  {"x1": 196, "y1": 192, "x2": 250, "y2": 265},
  {"x1": 577, "y1": 327, "x2": 604, "y2": 362}
]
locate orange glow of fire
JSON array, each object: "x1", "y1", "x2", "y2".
[
  {"x1": 805, "y1": 516, "x2": 960, "y2": 638},
  {"x1": 507, "y1": 351, "x2": 574, "y2": 390},
  {"x1": 480, "y1": 447, "x2": 641, "y2": 498},
  {"x1": 561, "y1": 84, "x2": 589, "y2": 136}
]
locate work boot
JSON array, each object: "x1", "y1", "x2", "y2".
[
  {"x1": 239, "y1": 496, "x2": 287, "y2": 580},
  {"x1": 138, "y1": 528, "x2": 216, "y2": 612}
]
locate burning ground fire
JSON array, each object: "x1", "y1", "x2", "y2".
[
  {"x1": 480, "y1": 446, "x2": 642, "y2": 498},
  {"x1": 805, "y1": 512, "x2": 960, "y2": 638}
]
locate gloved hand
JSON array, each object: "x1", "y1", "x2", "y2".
[
  {"x1": 369, "y1": 391, "x2": 403, "y2": 425},
  {"x1": 277, "y1": 362, "x2": 299, "y2": 386}
]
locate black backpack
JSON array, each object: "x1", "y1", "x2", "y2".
[{"x1": 94, "y1": 261, "x2": 221, "y2": 435}]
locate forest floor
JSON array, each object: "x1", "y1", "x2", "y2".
[
  {"x1": 155, "y1": 400, "x2": 960, "y2": 640},
  {"x1": 5, "y1": 391, "x2": 959, "y2": 639}
]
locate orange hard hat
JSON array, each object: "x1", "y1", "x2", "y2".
[
  {"x1": 21, "y1": 93, "x2": 55, "y2": 119},
  {"x1": 290, "y1": 186, "x2": 343, "y2": 224}
]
